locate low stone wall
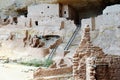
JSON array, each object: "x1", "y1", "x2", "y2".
[
  {"x1": 34, "y1": 67, "x2": 72, "y2": 80},
  {"x1": 86, "y1": 55, "x2": 120, "y2": 80},
  {"x1": 95, "y1": 55, "x2": 120, "y2": 80}
]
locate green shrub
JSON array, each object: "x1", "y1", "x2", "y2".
[
  {"x1": 43, "y1": 59, "x2": 53, "y2": 67},
  {"x1": 17, "y1": 58, "x2": 53, "y2": 67}
]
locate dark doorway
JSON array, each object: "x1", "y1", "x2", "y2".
[
  {"x1": 35, "y1": 21, "x2": 38, "y2": 26},
  {"x1": 24, "y1": 12, "x2": 28, "y2": 17},
  {"x1": 13, "y1": 17, "x2": 18, "y2": 25}
]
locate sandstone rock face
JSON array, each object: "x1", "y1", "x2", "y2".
[
  {"x1": 103, "y1": 4, "x2": 120, "y2": 14},
  {"x1": 0, "y1": 0, "x2": 119, "y2": 19},
  {"x1": 81, "y1": 4, "x2": 120, "y2": 55}
]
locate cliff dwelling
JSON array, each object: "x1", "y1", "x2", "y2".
[{"x1": 0, "y1": 0, "x2": 120, "y2": 80}]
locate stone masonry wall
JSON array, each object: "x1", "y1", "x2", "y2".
[
  {"x1": 73, "y1": 25, "x2": 120, "y2": 80},
  {"x1": 33, "y1": 66, "x2": 72, "y2": 80},
  {"x1": 86, "y1": 55, "x2": 120, "y2": 80},
  {"x1": 73, "y1": 25, "x2": 105, "y2": 80},
  {"x1": 95, "y1": 55, "x2": 120, "y2": 80},
  {"x1": 28, "y1": 4, "x2": 60, "y2": 19}
]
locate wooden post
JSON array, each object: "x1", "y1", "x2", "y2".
[
  {"x1": 29, "y1": 18, "x2": 32, "y2": 28},
  {"x1": 91, "y1": 17, "x2": 95, "y2": 31}
]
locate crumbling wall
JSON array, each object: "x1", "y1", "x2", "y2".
[
  {"x1": 33, "y1": 67, "x2": 73, "y2": 80},
  {"x1": 34, "y1": 67, "x2": 72, "y2": 78},
  {"x1": 86, "y1": 55, "x2": 120, "y2": 80},
  {"x1": 73, "y1": 26, "x2": 104, "y2": 80},
  {"x1": 73, "y1": 26, "x2": 120, "y2": 80},
  {"x1": 81, "y1": 4, "x2": 120, "y2": 55},
  {"x1": 0, "y1": 14, "x2": 76, "y2": 61},
  {"x1": 33, "y1": 45, "x2": 73, "y2": 80},
  {"x1": 95, "y1": 56, "x2": 120, "y2": 80}
]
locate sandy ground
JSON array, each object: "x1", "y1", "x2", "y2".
[{"x1": 0, "y1": 63, "x2": 38, "y2": 80}]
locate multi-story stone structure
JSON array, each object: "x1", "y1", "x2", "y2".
[{"x1": 17, "y1": 3, "x2": 77, "y2": 27}]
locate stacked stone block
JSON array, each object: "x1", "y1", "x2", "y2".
[
  {"x1": 95, "y1": 56, "x2": 120, "y2": 80},
  {"x1": 86, "y1": 57, "x2": 96, "y2": 80},
  {"x1": 73, "y1": 25, "x2": 120, "y2": 80},
  {"x1": 34, "y1": 66, "x2": 72, "y2": 80}
]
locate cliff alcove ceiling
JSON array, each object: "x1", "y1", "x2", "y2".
[
  {"x1": 57, "y1": 0, "x2": 120, "y2": 18},
  {"x1": 0, "y1": 0, "x2": 120, "y2": 19}
]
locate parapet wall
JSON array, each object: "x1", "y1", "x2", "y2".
[{"x1": 34, "y1": 67, "x2": 72, "y2": 80}]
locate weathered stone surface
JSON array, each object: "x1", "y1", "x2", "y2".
[
  {"x1": 81, "y1": 5, "x2": 120, "y2": 55},
  {"x1": 34, "y1": 67, "x2": 72, "y2": 78},
  {"x1": 73, "y1": 25, "x2": 120, "y2": 80},
  {"x1": 49, "y1": 38, "x2": 62, "y2": 49}
]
